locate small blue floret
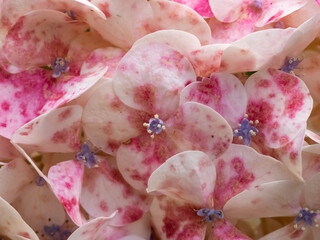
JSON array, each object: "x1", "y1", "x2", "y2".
[
  {"x1": 35, "y1": 176, "x2": 46, "y2": 187},
  {"x1": 280, "y1": 57, "x2": 303, "y2": 74},
  {"x1": 76, "y1": 142, "x2": 99, "y2": 168},
  {"x1": 44, "y1": 224, "x2": 71, "y2": 240},
  {"x1": 253, "y1": 0, "x2": 263, "y2": 9},
  {"x1": 294, "y1": 208, "x2": 319, "y2": 230},
  {"x1": 194, "y1": 208, "x2": 224, "y2": 224},
  {"x1": 52, "y1": 58, "x2": 69, "y2": 78},
  {"x1": 234, "y1": 116, "x2": 259, "y2": 146},
  {"x1": 143, "y1": 114, "x2": 165, "y2": 138}
]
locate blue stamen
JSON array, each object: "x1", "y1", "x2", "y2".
[
  {"x1": 253, "y1": 0, "x2": 263, "y2": 9},
  {"x1": 233, "y1": 115, "x2": 259, "y2": 146},
  {"x1": 52, "y1": 58, "x2": 69, "y2": 78},
  {"x1": 280, "y1": 57, "x2": 303, "y2": 74},
  {"x1": 143, "y1": 114, "x2": 165, "y2": 138},
  {"x1": 194, "y1": 208, "x2": 224, "y2": 224},
  {"x1": 44, "y1": 224, "x2": 71, "y2": 240},
  {"x1": 294, "y1": 208, "x2": 319, "y2": 231},
  {"x1": 35, "y1": 176, "x2": 46, "y2": 187},
  {"x1": 76, "y1": 142, "x2": 99, "y2": 168}
]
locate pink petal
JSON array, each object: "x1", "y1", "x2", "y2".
[
  {"x1": 0, "y1": 135, "x2": 19, "y2": 159},
  {"x1": 12, "y1": 182, "x2": 66, "y2": 234},
  {"x1": 166, "y1": 102, "x2": 233, "y2": 158},
  {"x1": 117, "y1": 132, "x2": 181, "y2": 191},
  {"x1": 0, "y1": 158, "x2": 35, "y2": 203},
  {"x1": 12, "y1": 105, "x2": 82, "y2": 152},
  {"x1": 246, "y1": 69, "x2": 312, "y2": 148},
  {"x1": 223, "y1": 180, "x2": 303, "y2": 219},
  {"x1": 68, "y1": 215, "x2": 116, "y2": 240},
  {"x1": 305, "y1": 129, "x2": 320, "y2": 144},
  {"x1": 48, "y1": 160, "x2": 85, "y2": 226},
  {"x1": 303, "y1": 172, "x2": 320, "y2": 209},
  {"x1": 148, "y1": 0, "x2": 211, "y2": 45},
  {"x1": 113, "y1": 42, "x2": 196, "y2": 119},
  {"x1": 180, "y1": 73, "x2": 247, "y2": 128},
  {"x1": 188, "y1": 44, "x2": 228, "y2": 76},
  {"x1": 171, "y1": 0, "x2": 214, "y2": 17},
  {"x1": 3, "y1": 9, "x2": 88, "y2": 69},
  {"x1": 150, "y1": 197, "x2": 207, "y2": 240},
  {"x1": 82, "y1": 80, "x2": 148, "y2": 155},
  {"x1": 256, "y1": 0, "x2": 309, "y2": 27},
  {"x1": 302, "y1": 144, "x2": 320, "y2": 180},
  {"x1": 148, "y1": 151, "x2": 216, "y2": 207},
  {"x1": 209, "y1": 219, "x2": 251, "y2": 240},
  {"x1": 80, "y1": 156, "x2": 150, "y2": 226},
  {"x1": 259, "y1": 223, "x2": 311, "y2": 240},
  {"x1": 214, "y1": 144, "x2": 298, "y2": 208},
  {"x1": 0, "y1": 196, "x2": 38, "y2": 240},
  {"x1": 220, "y1": 28, "x2": 295, "y2": 73},
  {"x1": 208, "y1": 0, "x2": 244, "y2": 23}
]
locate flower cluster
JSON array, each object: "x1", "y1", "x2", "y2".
[{"x1": 0, "y1": 0, "x2": 320, "y2": 239}]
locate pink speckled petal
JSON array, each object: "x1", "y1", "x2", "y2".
[
  {"x1": 256, "y1": 0, "x2": 309, "y2": 27},
  {"x1": 150, "y1": 197, "x2": 207, "y2": 240},
  {"x1": 89, "y1": 0, "x2": 153, "y2": 50},
  {"x1": 132, "y1": 30, "x2": 201, "y2": 57},
  {"x1": 148, "y1": 151, "x2": 215, "y2": 207},
  {"x1": 171, "y1": 0, "x2": 213, "y2": 17},
  {"x1": 180, "y1": 73, "x2": 247, "y2": 128},
  {"x1": 223, "y1": 180, "x2": 303, "y2": 219},
  {"x1": 3, "y1": 9, "x2": 88, "y2": 69},
  {"x1": 81, "y1": 156, "x2": 150, "y2": 226},
  {"x1": 149, "y1": 0, "x2": 211, "y2": 45},
  {"x1": 113, "y1": 42, "x2": 196, "y2": 119},
  {"x1": 246, "y1": 69, "x2": 312, "y2": 148},
  {"x1": 48, "y1": 160, "x2": 85, "y2": 226},
  {"x1": 303, "y1": 172, "x2": 320, "y2": 209},
  {"x1": 305, "y1": 129, "x2": 320, "y2": 144},
  {"x1": 188, "y1": 44, "x2": 228, "y2": 76},
  {"x1": 68, "y1": 215, "x2": 116, "y2": 240},
  {"x1": 166, "y1": 102, "x2": 233, "y2": 158},
  {"x1": 0, "y1": 196, "x2": 38, "y2": 240},
  {"x1": 0, "y1": 158, "x2": 35, "y2": 203},
  {"x1": 208, "y1": 15, "x2": 258, "y2": 44},
  {"x1": 214, "y1": 144, "x2": 297, "y2": 208},
  {"x1": 12, "y1": 105, "x2": 82, "y2": 152},
  {"x1": 208, "y1": 0, "x2": 243, "y2": 23},
  {"x1": 82, "y1": 80, "x2": 147, "y2": 155},
  {"x1": 12, "y1": 181, "x2": 66, "y2": 234},
  {"x1": 259, "y1": 223, "x2": 311, "y2": 240},
  {"x1": 302, "y1": 144, "x2": 320, "y2": 181},
  {"x1": 117, "y1": 133, "x2": 181, "y2": 191},
  {"x1": 220, "y1": 28, "x2": 295, "y2": 73},
  {"x1": 209, "y1": 219, "x2": 251, "y2": 240}
]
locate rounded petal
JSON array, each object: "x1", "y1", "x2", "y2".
[
  {"x1": 246, "y1": 69, "x2": 312, "y2": 148},
  {"x1": 12, "y1": 105, "x2": 82, "y2": 152},
  {"x1": 150, "y1": 197, "x2": 207, "y2": 240},
  {"x1": 0, "y1": 196, "x2": 38, "y2": 240},
  {"x1": 180, "y1": 73, "x2": 247, "y2": 128},
  {"x1": 80, "y1": 157, "x2": 150, "y2": 226},
  {"x1": 303, "y1": 173, "x2": 320, "y2": 209},
  {"x1": 3, "y1": 9, "x2": 88, "y2": 69},
  {"x1": 302, "y1": 144, "x2": 320, "y2": 180},
  {"x1": 48, "y1": 160, "x2": 85, "y2": 226},
  {"x1": 213, "y1": 144, "x2": 298, "y2": 208},
  {"x1": 148, "y1": 0, "x2": 211, "y2": 45},
  {"x1": 209, "y1": 0, "x2": 243, "y2": 23},
  {"x1": 209, "y1": 219, "x2": 251, "y2": 240},
  {"x1": 117, "y1": 133, "x2": 181, "y2": 191},
  {"x1": 166, "y1": 102, "x2": 233, "y2": 158},
  {"x1": 148, "y1": 151, "x2": 216, "y2": 207},
  {"x1": 171, "y1": 0, "x2": 213, "y2": 17},
  {"x1": 82, "y1": 80, "x2": 147, "y2": 155},
  {"x1": 113, "y1": 42, "x2": 196, "y2": 119},
  {"x1": 223, "y1": 180, "x2": 304, "y2": 219}
]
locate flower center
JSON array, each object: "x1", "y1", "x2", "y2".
[
  {"x1": 194, "y1": 208, "x2": 224, "y2": 224},
  {"x1": 35, "y1": 176, "x2": 46, "y2": 187},
  {"x1": 294, "y1": 208, "x2": 319, "y2": 231},
  {"x1": 52, "y1": 58, "x2": 69, "y2": 78},
  {"x1": 143, "y1": 114, "x2": 165, "y2": 138},
  {"x1": 44, "y1": 224, "x2": 71, "y2": 240},
  {"x1": 253, "y1": 0, "x2": 263, "y2": 9},
  {"x1": 76, "y1": 142, "x2": 99, "y2": 168},
  {"x1": 233, "y1": 114, "x2": 259, "y2": 146},
  {"x1": 280, "y1": 57, "x2": 303, "y2": 75}
]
